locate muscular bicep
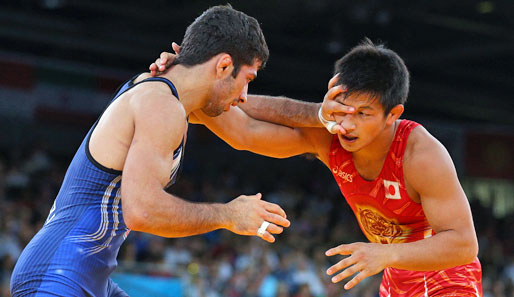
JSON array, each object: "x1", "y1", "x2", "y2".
[
  {"x1": 405, "y1": 132, "x2": 476, "y2": 237},
  {"x1": 193, "y1": 106, "x2": 321, "y2": 159},
  {"x1": 122, "y1": 93, "x2": 185, "y2": 214}
]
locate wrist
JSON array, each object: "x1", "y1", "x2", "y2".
[
  {"x1": 313, "y1": 103, "x2": 323, "y2": 127},
  {"x1": 216, "y1": 203, "x2": 234, "y2": 231},
  {"x1": 384, "y1": 243, "x2": 401, "y2": 268}
]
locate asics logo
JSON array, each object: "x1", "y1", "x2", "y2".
[{"x1": 333, "y1": 168, "x2": 353, "y2": 183}]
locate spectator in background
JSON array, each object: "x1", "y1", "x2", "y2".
[{"x1": 1, "y1": 141, "x2": 513, "y2": 296}]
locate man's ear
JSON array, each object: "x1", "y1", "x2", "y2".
[
  {"x1": 386, "y1": 104, "x2": 404, "y2": 125},
  {"x1": 216, "y1": 54, "x2": 234, "y2": 79}
]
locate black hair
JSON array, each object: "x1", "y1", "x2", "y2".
[
  {"x1": 173, "y1": 4, "x2": 269, "y2": 77},
  {"x1": 334, "y1": 38, "x2": 409, "y2": 114}
]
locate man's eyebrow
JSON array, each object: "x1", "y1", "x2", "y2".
[
  {"x1": 359, "y1": 106, "x2": 374, "y2": 110},
  {"x1": 334, "y1": 99, "x2": 375, "y2": 110}
]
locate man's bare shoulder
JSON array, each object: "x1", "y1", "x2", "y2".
[
  {"x1": 129, "y1": 82, "x2": 185, "y2": 120},
  {"x1": 404, "y1": 124, "x2": 456, "y2": 191},
  {"x1": 128, "y1": 82, "x2": 187, "y2": 150},
  {"x1": 404, "y1": 125, "x2": 445, "y2": 163}
]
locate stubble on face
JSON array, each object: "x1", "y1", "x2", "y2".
[{"x1": 202, "y1": 76, "x2": 236, "y2": 117}]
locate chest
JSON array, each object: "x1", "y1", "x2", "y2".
[
  {"x1": 353, "y1": 157, "x2": 419, "y2": 203},
  {"x1": 331, "y1": 154, "x2": 422, "y2": 220}
]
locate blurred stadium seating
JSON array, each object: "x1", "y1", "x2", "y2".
[{"x1": 0, "y1": 1, "x2": 513, "y2": 296}]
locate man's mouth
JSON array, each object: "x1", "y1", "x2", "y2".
[{"x1": 341, "y1": 135, "x2": 358, "y2": 142}]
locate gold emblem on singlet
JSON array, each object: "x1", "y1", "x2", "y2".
[{"x1": 356, "y1": 206, "x2": 410, "y2": 244}]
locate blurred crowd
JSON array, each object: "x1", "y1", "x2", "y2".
[{"x1": 0, "y1": 140, "x2": 513, "y2": 297}]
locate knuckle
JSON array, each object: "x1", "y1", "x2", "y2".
[
  {"x1": 339, "y1": 259, "x2": 349, "y2": 268},
  {"x1": 346, "y1": 265, "x2": 357, "y2": 274}
]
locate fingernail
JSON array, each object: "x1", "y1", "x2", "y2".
[{"x1": 332, "y1": 277, "x2": 337, "y2": 283}]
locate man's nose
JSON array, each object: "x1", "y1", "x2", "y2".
[
  {"x1": 238, "y1": 84, "x2": 248, "y2": 104},
  {"x1": 340, "y1": 114, "x2": 356, "y2": 132}
]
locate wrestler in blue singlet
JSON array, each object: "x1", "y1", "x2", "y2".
[{"x1": 11, "y1": 76, "x2": 185, "y2": 297}]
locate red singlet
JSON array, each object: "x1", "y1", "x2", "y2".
[{"x1": 329, "y1": 119, "x2": 482, "y2": 297}]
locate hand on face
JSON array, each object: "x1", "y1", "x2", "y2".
[
  {"x1": 325, "y1": 242, "x2": 389, "y2": 290},
  {"x1": 321, "y1": 74, "x2": 355, "y2": 134},
  {"x1": 226, "y1": 193, "x2": 290, "y2": 243},
  {"x1": 149, "y1": 42, "x2": 181, "y2": 76}
]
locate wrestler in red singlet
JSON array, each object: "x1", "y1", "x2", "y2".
[{"x1": 329, "y1": 119, "x2": 482, "y2": 297}]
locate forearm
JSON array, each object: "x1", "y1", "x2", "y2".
[
  {"x1": 124, "y1": 189, "x2": 232, "y2": 238},
  {"x1": 386, "y1": 230, "x2": 478, "y2": 271},
  {"x1": 192, "y1": 108, "x2": 314, "y2": 158},
  {"x1": 243, "y1": 94, "x2": 322, "y2": 128}
]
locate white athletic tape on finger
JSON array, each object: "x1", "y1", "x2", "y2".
[
  {"x1": 257, "y1": 221, "x2": 270, "y2": 237},
  {"x1": 326, "y1": 122, "x2": 339, "y2": 134},
  {"x1": 318, "y1": 107, "x2": 338, "y2": 134}
]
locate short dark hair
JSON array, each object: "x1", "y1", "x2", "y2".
[
  {"x1": 334, "y1": 38, "x2": 409, "y2": 114},
  {"x1": 174, "y1": 4, "x2": 269, "y2": 77}
]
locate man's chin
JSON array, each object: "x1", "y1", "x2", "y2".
[
  {"x1": 338, "y1": 137, "x2": 360, "y2": 152},
  {"x1": 201, "y1": 107, "x2": 224, "y2": 117}
]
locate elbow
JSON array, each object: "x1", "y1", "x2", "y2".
[
  {"x1": 468, "y1": 237, "x2": 479, "y2": 262},
  {"x1": 460, "y1": 234, "x2": 479, "y2": 265},
  {"x1": 123, "y1": 208, "x2": 144, "y2": 232},
  {"x1": 123, "y1": 200, "x2": 150, "y2": 232}
]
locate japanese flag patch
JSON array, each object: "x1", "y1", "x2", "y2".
[{"x1": 383, "y1": 180, "x2": 401, "y2": 199}]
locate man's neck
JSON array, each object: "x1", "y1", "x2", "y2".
[{"x1": 160, "y1": 64, "x2": 212, "y2": 115}]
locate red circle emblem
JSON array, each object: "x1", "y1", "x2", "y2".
[{"x1": 388, "y1": 185, "x2": 396, "y2": 195}]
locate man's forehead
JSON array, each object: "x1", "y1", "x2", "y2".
[
  {"x1": 241, "y1": 62, "x2": 260, "y2": 75},
  {"x1": 251, "y1": 58, "x2": 263, "y2": 70},
  {"x1": 335, "y1": 92, "x2": 381, "y2": 109}
]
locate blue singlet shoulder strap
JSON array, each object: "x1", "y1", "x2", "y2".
[{"x1": 139, "y1": 77, "x2": 179, "y2": 99}]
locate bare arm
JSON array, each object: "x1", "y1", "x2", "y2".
[
  {"x1": 241, "y1": 75, "x2": 353, "y2": 132},
  {"x1": 192, "y1": 106, "x2": 332, "y2": 162},
  {"x1": 325, "y1": 127, "x2": 478, "y2": 289},
  {"x1": 121, "y1": 90, "x2": 290, "y2": 242},
  {"x1": 242, "y1": 94, "x2": 321, "y2": 127},
  {"x1": 387, "y1": 127, "x2": 478, "y2": 269},
  {"x1": 243, "y1": 81, "x2": 352, "y2": 130},
  {"x1": 149, "y1": 49, "x2": 353, "y2": 130}
]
